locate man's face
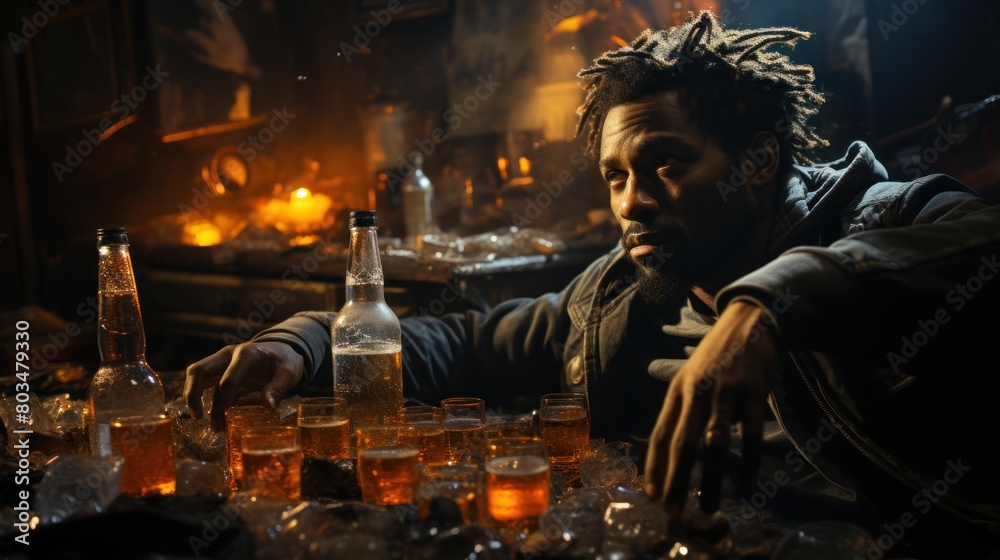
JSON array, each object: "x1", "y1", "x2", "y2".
[{"x1": 599, "y1": 90, "x2": 763, "y2": 304}]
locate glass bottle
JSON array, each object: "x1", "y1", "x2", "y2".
[
  {"x1": 88, "y1": 227, "x2": 175, "y2": 496},
  {"x1": 401, "y1": 153, "x2": 435, "y2": 247},
  {"x1": 332, "y1": 211, "x2": 403, "y2": 445}
]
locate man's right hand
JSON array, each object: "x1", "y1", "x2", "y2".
[{"x1": 184, "y1": 341, "x2": 305, "y2": 431}]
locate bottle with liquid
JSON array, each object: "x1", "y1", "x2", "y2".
[
  {"x1": 332, "y1": 211, "x2": 403, "y2": 439},
  {"x1": 401, "y1": 153, "x2": 435, "y2": 246},
  {"x1": 87, "y1": 227, "x2": 176, "y2": 496}
]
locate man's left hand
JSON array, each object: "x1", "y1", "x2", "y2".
[{"x1": 644, "y1": 300, "x2": 780, "y2": 516}]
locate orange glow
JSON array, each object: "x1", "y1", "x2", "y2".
[
  {"x1": 518, "y1": 157, "x2": 531, "y2": 176},
  {"x1": 254, "y1": 186, "x2": 333, "y2": 234},
  {"x1": 182, "y1": 220, "x2": 223, "y2": 246},
  {"x1": 497, "y1": 157, "x2": 509, "y2": 181}
]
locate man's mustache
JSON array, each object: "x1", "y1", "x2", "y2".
[{"x1": 622, "y1": 223, "x2": 684, "y2": 251}]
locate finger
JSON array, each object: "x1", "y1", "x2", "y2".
[
  {"x1": 184, "y1": 346, "x2": 235, "y2": 419},
  {"x1": 663, "y1": 402, "x2": 706, "y2": 516},
  {"x1": 210, "y1": 345, "x2": 265, "y2": 432},
  {"x1": 699, "y1": 389, "x2": 734, "y2": 513},
  {"x1": 645, "y1": 388, "x2": 684, "y2": 501},
  {"x1": 739, "y1": 403, "x2": 765, "y2": 488},
  {"x1": 260, "y1": 359, "x2": 302, "y2": 411}
]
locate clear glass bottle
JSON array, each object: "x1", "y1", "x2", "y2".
[
  {"x1": 332, "y1": 211, "x2": 403, "y2": 441},
  {"x1": 87, "y1": 228, "x2": 175, "y2": 496},
  {"x1": 401, "y1": 153, "x2": 435, "y2": 247}
]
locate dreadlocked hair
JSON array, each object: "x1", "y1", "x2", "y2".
[{"x1": 576, "y1": 10, "x2": 828, "y2": 168}]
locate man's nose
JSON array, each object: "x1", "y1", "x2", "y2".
[{"x1": 618, "y1": 177, "x2": 660, "y2": 221}]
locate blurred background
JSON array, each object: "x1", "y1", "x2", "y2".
[{"x1": 1, "y1": 0, "x2": 998, "y2": 371}]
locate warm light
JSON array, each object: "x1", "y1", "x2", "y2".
[
  {"x1": 497, "y1": 157, "x2": 509, "y2": 181},
  {"x1": 182, "y1": 220, "x2": 223, "y2": 246},
  {"x1": 292, "y1": 187, "x2": 312, "y2": 201},
  {"x1": 518, "y1": 157, "x2": 531, "y2": 176}
]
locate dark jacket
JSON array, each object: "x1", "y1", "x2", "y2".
[{"x1": 256, "y1": 142, "x2": 1000, "y2": 543}]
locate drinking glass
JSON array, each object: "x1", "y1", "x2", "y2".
[
  {"x1": 416, "y1": 462, "x2": 484, "y2": 524},
  {"x1": 108, "y1": 413, "x2": 176, "y2": 497},
  {"x1": 357, "y1": 425, "x2": 419, "y2": 506},
  {"x1": 399, "y1": 407, "x2": 447, "y2": 464},
  {"x1": 442, "y1": 397, "x2": 486, "y2": 461},
  {"x1": 484, "y1": 437, "x2": 550, "y2": 528},
  {"x1": 225, "y1": 405, "x2": 281, "y2": 490},
  {"x1": 297, "y1": 397, "x2": 350, "y2": 460},
  {"x1": 240, "y1": 425, "x2": 302, "y2": 500},
  {"x1": 539, "y1": 393, "x2": 590, "y2": 473}
]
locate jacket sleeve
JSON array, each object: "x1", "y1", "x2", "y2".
[
  {"x1": 716, "y1": 174, "x2": 1000, "y2": 350},
  {"x1": 251, "y1": 270, "x2": 586, "y2": 406}
]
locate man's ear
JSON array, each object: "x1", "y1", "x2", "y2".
[{"x1": 741, "y1": 131, "x2": 781, "y2": 188}]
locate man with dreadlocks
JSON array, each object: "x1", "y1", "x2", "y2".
[{"x1": 186, "y1": 11, "x2": 1000, "y2": 554}]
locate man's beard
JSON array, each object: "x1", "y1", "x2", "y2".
[
  {"x1": 622, "y1": 222, "x2": 690, "y2": 307},
  {"x1": 635, "y1": 264, "x2": 684, "y2": 306}
]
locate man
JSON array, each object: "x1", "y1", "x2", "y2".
[{"x1": 185, "y1": 12, "x2": 1000, "y2": 554}]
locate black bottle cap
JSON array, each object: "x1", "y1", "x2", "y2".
[
  {"x1": 349, "y1": 210, "x2": 378, "y2": 228},
  {"x1": 97, "y1": 227, "x2": 129, "y2": 246}
]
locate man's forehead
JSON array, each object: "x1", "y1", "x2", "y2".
[{"x1": 600, "y1": 91, "x2": 698, "y2": 161}]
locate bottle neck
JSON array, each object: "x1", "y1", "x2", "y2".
[
  {"x1": 346, "y1": 226, "x2": 385, "y2": 303},
  {"x1": 97, "y1": 244, "x2": 146, "y2": 363}
]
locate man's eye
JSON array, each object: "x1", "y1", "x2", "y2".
[{"x1": 606, "y1": 171, "x2": 626, "y2": 186}]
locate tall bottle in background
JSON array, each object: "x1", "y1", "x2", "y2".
[
  {"x1": 88, "y1": 227, "x2": 176, "y2": 497},
  {"x1": 401, "y1": 153, "x2": 435, "y2": 247},
  {"x1": 333, "y1": 211, "x2": 403, "y2": 442}
]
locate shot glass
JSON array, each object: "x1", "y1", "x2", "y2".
[
  {"x1": 240, "y1": 425, "x2": 302, "y2": 500},
  {"x1": 225, "y1": 405, "x2": 281, "y2": 490},
  {"x1": 108, "y1": 413, "x2": 176, "y2": 497},
  {"x1": 297, "y1": 397, "x2": 350, "y2": 460},
  {"x1": 442, "y1": 397, "x2": 486, "y2": 462},
  {"x1": 485, "y1": 413, "x2": 536, "y2": 441},
  {"x1": 399, "y1": 408, "x2": 447, "y2": 464},
  {"x1": 356, "y1": 425, "x2": 419, "y2": 506},
  {"x1": 539, "y1": 393, "x2": 590, "y2": 474},
  {"x1": 485, "y1": 437, "x2": 550, "y2": 528},
  {"x1": 417, "y1": 462, "x2": 484, "y2": 524}
]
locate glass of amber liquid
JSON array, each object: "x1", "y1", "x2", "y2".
[
  {"x1": 109, "y1": 413, "x2": 176, "y2": 497},
  {"x1": 357, "y1": 425, "x2": 419, "y2": 506},
  {"x1": 417, "y1": 462, "x2": 484, "y2": 524},
  {"x1": 240, "y1": 425, "x2": 302, "y2": 500},
  {"x1": 225, "y1": 405, "x2": 280, "y2": 490},
  {"x1": 297, "y1": 397, "x2": 350, "y2": 460},
  {"x1": 399, "y1": 406, "x2": 447, "y2": 464},
  {"x1": 539, "y1": 393, "x2": 590, "y2": 474},
  {"x1": 484, "y1": 437, "x2": 550, "y2": 529},
  {"x1": 441, "y1": 397, "x2": 486, "y2": 462}
]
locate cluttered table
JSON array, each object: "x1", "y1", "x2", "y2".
[{"x1": 0, "y1": 363, "x2": 815, "y2": 560}]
